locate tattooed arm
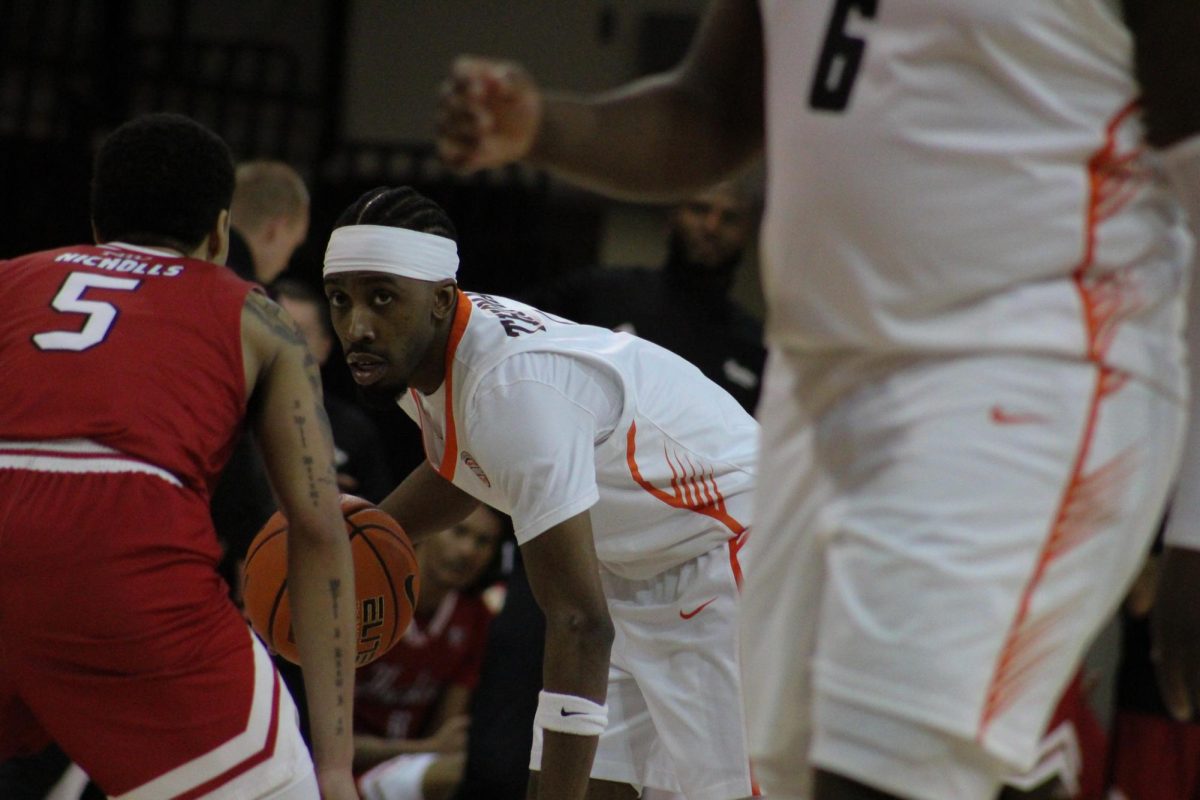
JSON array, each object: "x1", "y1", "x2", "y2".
[{"x1": 242, "y1": 290, "x2": 359, "y2": 799}]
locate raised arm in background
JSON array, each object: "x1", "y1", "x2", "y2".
[{"x1": 435, "y1": 0, "x2": 764, "y2": 201}]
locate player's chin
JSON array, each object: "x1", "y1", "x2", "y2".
[{"x1": 355, "y1": 379, "x2": 406, "y2": 410}]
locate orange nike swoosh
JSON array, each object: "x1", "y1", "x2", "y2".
[
  {"x1": 680, "y1": 597, "x2": 718, "y2": 620},
  {"x1": 989, "y1": 405, "x2": 1048, "y2": 425}
]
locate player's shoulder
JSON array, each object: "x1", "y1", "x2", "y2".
[
  {"x1": 459, "y1": 291, "x2": 627, "y2": 390},
  {"x1": 457, "y1": 291, "x2": 557, "y2": 367},
  {"x1": 463, "y1": 290, "x2": 553, "y2": 330}
]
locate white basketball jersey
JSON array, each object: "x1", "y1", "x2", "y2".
[
  {"x1": 398, "y1": 292, "x2": 758, "y2": 580},
  {"x1": 758, "y1": 0, "x2": 1191, "y2": 397}
]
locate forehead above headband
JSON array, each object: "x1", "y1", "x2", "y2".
[{"x1": 323, "y1": 224, "x2": 459, "y2": 282}]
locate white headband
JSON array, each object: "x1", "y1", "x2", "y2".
[{"x1": 323, "y1": 224, "x2": 459, "y2": 282}]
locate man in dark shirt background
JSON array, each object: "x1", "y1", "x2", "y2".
[
  {"x1": 524, "y1": 177, "x2": 765, "y2": 412},
  {"x1": 226, "y1": 160, "x2": 310, "y2": 285},
  {"x1": 212, "y1": 160, "x2": 313, "y2": 594}
]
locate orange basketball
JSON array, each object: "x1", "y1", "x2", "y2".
[{"x1": 242, "y1": 494, "x2": 419, "y2": 668}]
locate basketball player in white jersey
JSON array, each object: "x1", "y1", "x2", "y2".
[
  {"x1": 321, "y1": 187, "x2": 760, "y2": 800},
  {"x1": 432, "y1": 2, "x2": 1200, "y2": 799}
]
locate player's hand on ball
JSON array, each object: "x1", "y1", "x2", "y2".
[
  {"x1": 436, "y1": 56, "x2": 542, "y2": 172},
  {"x1": 1151, "y1": 546, "x2": 1200, "y2": 720}
]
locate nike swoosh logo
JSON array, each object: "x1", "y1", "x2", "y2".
[
  {"x1": 680, "y1": 597, "x2": 718, "y2": 620},
  {"x1": 989, "y1": 405, "x2": 1048, "y2": 426},
  {"x1": 561, "y1": 708, "x2": 588, "y2": 717}
]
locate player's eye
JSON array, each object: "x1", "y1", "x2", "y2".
[
  {"x1": 370, "y1": 290, "x2": 394, "y2": 306},
  {"x1": 326, "y1": 290, "x2": 348, "y2": 308}
]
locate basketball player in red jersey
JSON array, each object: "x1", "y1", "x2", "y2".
[
  {"x1": 0, "y1": 113, "x2": 358, "y2": 800},
  {"x1": 435, "y1": 3, "x2": 1200, "y2": 800}
]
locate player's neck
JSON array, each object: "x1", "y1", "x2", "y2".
[
  {"x1": 409, "y1": 292, "x2": 460, "y2": 395},
  {"x1": 100, "y1": 237, "x2": 200, "y2": 260}
]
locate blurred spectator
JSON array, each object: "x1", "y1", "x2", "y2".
[
  {"x1": 227, "y1": 160, "x2": 310, "y2": 284},
  {"x1": 213, "y1": 161, "x2": 316, "y2": 598},
  {"x1": 213, "y1": 161, "x2": 315, "y2": 750},
  {"x1": 354, "y1": 506, "x2": 505, "y2": 800},
  {"x1": 450, "y1": 548, "x2": 544, "y2": 800},
  {"x1": 524, "y1": 178, "x2": 765, "y2": 411},
  {"x1": 1107, "y1": 524, "x2": 1200, "y2": 800}
]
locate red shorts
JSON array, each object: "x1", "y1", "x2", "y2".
[
  {"x1": 1001, "y1": 670, "x2": 1108, "y2": 798},
  {"x1": 1109, "y1": 711, "x2": 1200, "y2": 800},
  {"x1": 0, "y1": 465, "x2": 311, "y2": 797}
]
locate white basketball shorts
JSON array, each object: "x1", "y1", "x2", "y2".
[
  {"x1": 741, "y1": 349, "x2": 1183, "y2": 800},
  {"x1": 530, "y1": 541, "x2": 758, "y2": 800}
]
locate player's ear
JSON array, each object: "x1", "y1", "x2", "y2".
[
  {"x1": 432, "y1": 281, "x2": 458, "y2": 321},
  {"x1": 208, "y1": 209, "x2": 231, "y2": 265}
]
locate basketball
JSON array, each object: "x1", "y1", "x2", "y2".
[{"x1": 242, "y1": 494, "x2": 420, "y2": 668}]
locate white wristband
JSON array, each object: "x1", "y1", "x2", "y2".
[
  {"x1": 1161, "y1": 134, "x2": 1200, "y2": 550},
  {"x1": 535, "y1": 690, "x2": 608, "y2": 736}
]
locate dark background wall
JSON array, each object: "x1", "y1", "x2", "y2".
[{"x1": 1, "y1": 0, "x2": 763, "y2": 480}]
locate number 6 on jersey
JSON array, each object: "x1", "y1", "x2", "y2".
[{"x1": 33, "y1": 272, "x2": 141, "y2": 352}]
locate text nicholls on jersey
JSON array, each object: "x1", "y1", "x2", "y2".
[{"x1": 54, "y1": 252, "x2": 185, "y2": 277}]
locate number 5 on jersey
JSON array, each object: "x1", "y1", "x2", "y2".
[{"x1": 33, "y1": 272, "x2": 142, "y2": 352}]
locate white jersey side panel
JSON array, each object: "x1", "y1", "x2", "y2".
[
  {"x1": 399, "y1": 292, "x2": 758, "y2": 580},
  {"x1": 758, "y1": 0, "x2": 1190, "y2": 397}
]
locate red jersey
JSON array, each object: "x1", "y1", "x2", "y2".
[
  {"x1": 0, "y1": 243, "x2": 274, "y2": 795},
  {"x1": 0, "y1": 242, "x2": 254, "y2": 493},
  {"x1": 354, "y1": 591, "x2": 492, "y2": 739}
]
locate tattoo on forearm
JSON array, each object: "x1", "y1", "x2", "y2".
[
  {"x1": 248, "y1": 293, "x2": 335, "y2": 451},
  {"x1": 331, "y1": 579, "x2": 347, "y2": 734},
  {"x1": 293, "y1": 413, "x2": 308, "y2": 448},
  {"x1": 334, "y1": 643, "x2": 346, "y2": 735},
  {"x1": 303, "y1": 350, "x2": 322, "y2": 396},
  {"x1": 299, "y1": 350, "x2": 335, "y2": 454},
  {"x1": 316, "y1": 403, "x2": 336, "y2": 452},
  {"x1": 293, "y1": 400, "x2": 335, "y2": 507},
  {"x1": 293, "y1": 400, "x2": 320, "y2": 506},
  {"x1": 249, "y1": 293, "x2": 337, "y2": 497}
]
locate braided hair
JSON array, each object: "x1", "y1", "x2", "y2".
[{"x1": 333, "y1": 186, "x2": 457, "y2": 241}]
